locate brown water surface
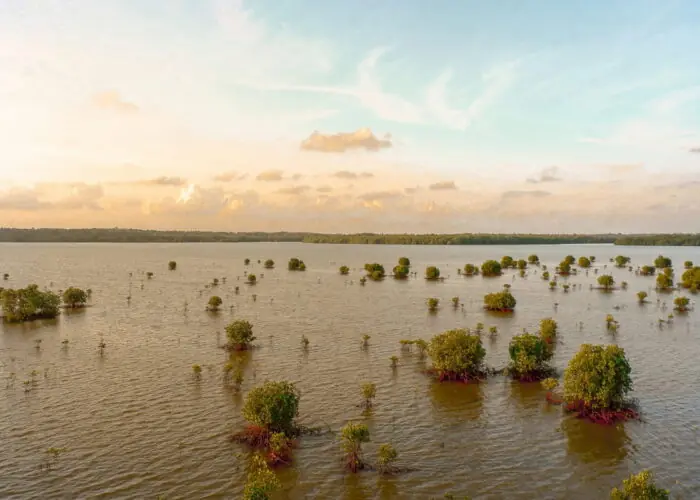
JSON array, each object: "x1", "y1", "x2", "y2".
[{"x1": 1, "y1": 243, "x2": 699, "y2": 499}]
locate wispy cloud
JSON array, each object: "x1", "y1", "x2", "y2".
[
  {"x1": 332, "y1": 171, "x2": 374, "y2": 179},
  {"x1": 276, "y1": 185, "x2": 310, "y2": 195},
  {"x1": 301, "y1": 128, "x2": 391, "y2": 153},
  {"x1": 256, "y1": 170, "x2": 284, "y2": 182},
  {"x1": 91, "y1": 91, "x2": 139, "y2": 113},
  {"x1": 526, "y1": 166, "x2": 561, "y2": 184},
  {"x1": 428, "y1": 180, "x2": 458, "y2": 190},
  {"x1": 213, "y1": 171, "x2": 247, "y2": 182},
  {"x1": 142, "y1": 176, "x2": 188, "y2": 187}
]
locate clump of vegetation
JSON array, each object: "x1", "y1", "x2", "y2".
[
  {"x1": 673, "y1": 296, "x2": 690, "y2": 312},
  {"x1": 247, "y1": 274, "x2": 257, "y2": 285},
  {"x1": 243, "y1": 454, "x2": 281, "y2": 500},
  {"x1": 610, "y1": 470, "x2": 669, "y2": 500},
  {"x1": 340, "y1": 422, "x2": 370, "y2": 473},
  {"x1": 656, "y1": 270, "x2": 673, "y2": 290},
  {"x1": 146, "y1": 271, "x2": 154, "y2": 279},
  {"x1": 684, "y1": 260, "x2": 693, "y2": 269},
  {"x1": 654, "y1": 255, "x2": 672, "y2": 269},
  {"x1": 541, "y1": 377, "x2": 562, "y2": 404},
  {"x1": 501, "y1": 256, "x2": 515, "y2": 269},
  {"x1": 264, "y1": 259, "x2": 275, "y2": 269},
  {"x1": 637, "y1": 291, "x2": 648, "y2": 303},
  {"x1": 427, "y1": 297, "x2": 440, "y2": 312},
  {"x1": 393, "y1": 264, "x2": 409, "y2": 279},
  {"x1": 549, "y1": 280, "x2": 557, "y2": 290},
  {"x1": 483, "y1": 290, "x2": 516, "y2": 312},
  {"x1": 288, "y1": 258, "x2": 306, "y2": 271},
  {"x1": 168, "y1": 261, "x2": 177, "y2": 271},
  {"x1": 398, "y1": 257, "x2": 410, "y2": 267},
  {"x1": 615, "y1": 255, "x2": 631, "y2": 268},
  {"x1": 390, "y1": 356, "x2": 399, "y2": 369},
  {"x1": 597, "y1": 274, "x2": 615, "y2": 291},
  {"x1": 539, "y1": 318, "x2": 558, "y2": 344},
  {"x1": 364, "y1": 263, "x2": 385, "y2": 281},
  {"x1": 360, "y1": 382, "x2": 376, "y2": 409},
  {"x1": 640, "y1": 265, "x2": 656, "y2": 276},
  {"x1": 507, "y1": 333, "x2": 553, "y2": 381},
  {"x1": 301, "y1": 335, "x2": 310, "y2": 348},
  {"x1": 361, "y1": 334, "x2": 371, "y2": 348},
  {"x1": 681, "y1": 266, "x2": 699, "y2": 291},
  {"x1": 1, "y1": 285, "x2": 61, "y2": 322},
  {"x1": 557, "y1": 260, "x2": 571, "y2": 276},
  {"x1": 427, "y1": 329, "x2": 487, "y2": 382},
  {"x1": 233, "y1": 380, "x2": 301, "y2": 448},
  {"x1": 563, "y1": 344, "x2": 636, "y2": 424},
  {"x1": 451, "y1": 297, "x2": 459, "y2": 308},
  {"x1": 244, "y1": 258, "x2": 251, "y2": 265},
  {"x1": 541, "y1": 271, "x2": 550, "y2": 281},
  {"x1": 516, "y1": 259, "x2": 527, "y2": 270},
  {"x1": 207, "y1": 295, "x2": 222, "y2": 311},
  {"x1": 578, "y1": 256, "x2": 591, "y2": 268},
  {"x1": 339, "y1": 265, "x2": 349, "y2": 275},
  {"x1": 224, "y1": 320, "x2": 256, "y2": 351},
  {"x1": 192, "y1": 364, "x2": 202, "y2": 380},
  {"x1": 425, "y1": 266, "x2": 441, "y2": 280},
  {"x1": 481, "y1": 260, "x2": 502, "y2": 276},
  {"x1": 528, "y1": 254, "x2": 540, "y2": 265},
  {"x1": 463, "y1": 263, "x2": 479, "y2": 276},
  {"x1": 62, "y1": 287, "x2": 88, "y2": 308},
  {"x1": 606, "y1": 314, "x2": 619, "y2": 332},
  {"x1": 377, "y1": 443, "x2": 398, "y2": 474}
]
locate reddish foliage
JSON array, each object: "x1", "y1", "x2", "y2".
[
  {"x1": 565, "y1": 400, "x2": 638, "y2": 425},
  {"x1": 545, "y1": 392, "x2": 563, "y2": 405},
  {"x1": 230, "y1": 425, "x2": 270, "y2": 448}
]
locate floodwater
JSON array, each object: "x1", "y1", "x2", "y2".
[{"x1": 1, "y1": 243, "x2": 699, "y2": 499}]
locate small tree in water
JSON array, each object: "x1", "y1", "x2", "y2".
[
  {"x1": 225, "y1": 320, "x2": 256, "y2": 351},
  {"x1": 360, "y1": 382, "x2": 376, "y2": 409},
  {"x1": 168, "y1": 261, "x2": 177, "y2": 271},
  {"x1": 578, "y1": 256, "x2": 591, "y2": 268},
  {"x1": 610, "y1": 470, "x2": 669, "y2": 500},
  {"x1": 539, "y1": 318, "x2": 558, "y2": 344},
  {"x1": 377, "y1": 443, "x2": 398, "y2": 474},
  {"x1": 656, "y1": 272, "x2": 673, "y2": 290},
  {"x1": 481, "y1": 260, "x2": 502, "y2": 276},
  {"x1": 427, "y1": 297, "x2": 440, "y2": 312},
  {"x1": 340, "y1": 422, "x2": 370, "y2": 472},
  {"x1": 597, "y1": 274, "x2": 615, "y2": 290},
  {"x1": 339, "y1": 265, "x2": 349, "y2": 275},
  {"x1": 264, "y1": 259, "x2": 275, "y2": 269},
  {"x1": 463, "y1": 263, "x2": 478, "y2": 276},
  {"x1": 637, "y1": 291, "x2": 648, "y2": 303},
  {"x1": 425, "y1": 266, "x2": 441, "y2": 280},
  {"x1": 673, "y1": 296, "x2": 690, "y2": 312},
  {"x1": 1, "y1": 285, "x2": 61, "y2": 322},
  {"x1": 427, "y1": 329, "x2": 486, "y2": 382},
  {"x1": 242, "y1": 454, "x2": 281, "y2": 500},
  {"x1": 483, "y1": 290, "x2": 516, "y2": 311},
  {"x1": 288, "y1": 258, "x2": 306, "y2": 271},
  {"x1": 563, "y1": 344, "x2": 635, "y2": 424},
  {"x1": 507, "y1": 333, "x2": 553, "y2": 381},
  {"x1": 398, "y1": 257, "x2": 410, "y2": 267},
  {"x1": 207, "y1": 296, "x2": 222, "y2": 311},
  {"x1": 244, "y1": 258, "x2": 251, "y2": 265},
  {"x1": 62, "y1": 287, "x2": 88, "y2": 308},
  {"x1": 393, "y1": 265, "x2": 409, "y2": 279},
  {"x1": 236, "y1": 380, "x2": 301, "y2": 447},
  {"x1": 528, "y1": 254, "x2": 540, "y2": 265},
  {"x1": 247, "y1": 274, "x2": 257, "y2": 284}
]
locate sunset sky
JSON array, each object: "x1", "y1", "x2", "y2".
[{"x1": 1, "y1": 0, "x2": 699, "y2": 233}]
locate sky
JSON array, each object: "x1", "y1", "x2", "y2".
[{"x1": 1, "y1": 0, "x2": 699, "y2": 233}]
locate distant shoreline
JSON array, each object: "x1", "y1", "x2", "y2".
[{"x1": 0, "y1": 228, "x2": 698, "y2": 246}]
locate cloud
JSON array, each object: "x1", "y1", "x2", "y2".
[
  {"x1": 316, "y1": 186, "x2": 333, "y2": 193},
  {"x1": 0, "y1": 183, "x2": 104, "y2": 211},
  {"x1": 597, "y1": 164, "x2": 645, "y2": 175},
  {"x1": 428, "y1": 180, "x2": 458, "y2": 191},
  {"x1": 91, "y1": 90, "x2": 139, "y2": 113},
  {"x1": 526, "y1": 166, "x2": 561, "y2": 184},
  {"x1": 53, "y1": 183, "x2": 104, "y2": 210},
  {"x1": 690, "y1": 148, "x2": 700, "y2": 153},
  {"x1": 501, "y1": 190, "x2": 551, "y2": 200},
  {"x1": 358, "y1": 190, "x2": 404, "y2": 201},
  {"x1": 332, "y1": 170, "x2": 375, "y2": 179},
  {"x1": 301, "y1": 128, "x2": 392, "y2": 153},
  {"x1": 256, "y1": 170, "x2": 284, "y2": 182},
  {"x1": 275, "y1": 185, "x2": 310, "y2": 195},
  {"x1": 0, "y1": 188, "x2": 50, "y2": 211},
  {"x1": 213, "y1": 171, "x2": 247, "y2": 182},
  {"x1": 142, "y1": 176, "x2": 188, "y2": 187}
]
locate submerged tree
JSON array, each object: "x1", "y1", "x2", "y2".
[
  {"x1": 398, "y1": 257, "x2": 410, "y2": 267},
  {"x1": 673, "y1": 296, "x2": 690, "y2": 312},
  {"x1": 244, "y1": 258, "x2": 251, "y2": 265},
  {"x1": 225, "y1": 320, "x2": 256, "y2": 351},
  {"x1": 528, "y1": 254, "x2": 540, "y2": 265},
  {"x1": 341, "y1": 422, "x2": 370, "y2": 472},
  {"x1": 339, "y1": 265, "x2": 350, "y2": 275},
  {"x1": 1, "y1": 285, "x2": 61, "y2": 322},
  {"x1": 168, "y1": 261, "x2": 177, "y2": 271},
  {"x1": 539, "y1": 318, "x2": 558, "y2": 344},
  {"x1": 614, "y1": 255, "x2": 631, "y2": 268},
  {"x1": 578, "y1": 256, "x2": 591, "y2": 268},
  {"x1": 654, "y1": 255, "x2": 672, "y2": 269},
  {"x1": 501, "y1": 256, "x2": 515, "y2": 269},
  {"x1": 425, "y1": 266, "x2": 441, "y2": 280},
  {"x1": 681, "y1": 266, "x2": 700, "y2": 291},
  {"x1": 365, "y1": 263, "x2": 385, "y2": 281},
  {"x1": 637, "y1": 291, "x2": 648, "y2": 303},
  {"x1": 517, "y1": 259, "x2": 528, "y2": 270},
  {"x1": 393, "y1": 265, "x2": 409, "y2": 279},
  {"x1": 483, "y1": 290, "x2": 516, "y2": 311},
  {"x1": 427, "y1": 297, "x2": 440, "y2": 312},
  {"x1": 463, "y1": 263, "x2": 479, "y2": 276},
  {"x1": 656, "y1": 272, "x2": 673, "y2": 290},
  {"x1": 235, "y1": 380, "x2": 301, "y2": 447},
  {"x1": 427, "y1": 329, "x2": 486, "y2": 381},
  {"x1": 609, "y1": 470, "x2": 669, "y2": 500},
  {"x1": 288, "y1": 258, "x2": 306, "y2": 271},
  {"x1": 563, "y1": 344, "x2": 635, "y2": 424},
  {"x1": 640, "y1": 265, "x2": 656, "y2": 276},
  {"x1": 558, "y1": 260, "x2": 572, "y2": 275},
  {"x1": 376, "y1": 443, "x2": 399, "y2": 474},
  {"x1": 62, "y1": 287, "x2": 88, "y2": 308},
  {"x1": 481, "y1": 260, "x2": 502, "y2": 276},
  {"x1": 507, "y1": 333, "x2": 553, "y2": 381},
  {"x1": 207, "y1": 295, "x2": 222, "y2": 311},
  {"x1": 264, "y1": 259, "x2": 275, "y2": 269},
  {"x1": 684, "y1": 260, "x2": 693, "y2": 269},
  {"x1": 360, "y1": 382, "x2": 376, "y2": 409},
  {"x1": 597, "y1": 274, "x2": 615, "y2": 290},
  {"x1": 247, "y1": 274, "x2": 257, "y2": 284},
  {"x1": 242, "y1": 454, "x2": 281, "y2": 500}
]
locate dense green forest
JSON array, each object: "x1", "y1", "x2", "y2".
[{"x1": 0, "y1": 228, "x2": 698, "y2": 245}]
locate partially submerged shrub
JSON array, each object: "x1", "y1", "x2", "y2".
[
  {"x1": 340, "y1": 422, "x2": 370, "y2": 472},
  {"x1": 463, "y1": 264, "x2": 478, "y2": 276},
  {"x1": 360, "y1": 382, "x2": 376, "y2": 409},
  {"x1": 207, "y1": 295, "x2": 222, "y2": 311},
  {"x1": 558, "y1": 261, "x2": 571, "y2": 275},
  {"x1": 225, "y1": 320, "x2": 256, "y2": 351},
  {"x1": 264, "y1": 259, "x2": 275, "y2": 269},
  {"x1": 483, "y1": 290, "x2": 516, "y2": 311},
  {"x1": 563, "y1": 344, "x2": 635, "y2": 424},
  {"x1": 168, "y1": 261, "x2": 177, "y2": 270},
  {"x1": 614, "y1": 255, "x2": 631, "y2": 267},
  {"x1": 390, "y1": 356, "x2": 399, "y2": 368},
  {"x1": 501, "y1": 256, "x2": 515, "y2": 269},
  {"x1": 481, "y1": 260, "x2": 502, "y2": 276},
  {"x1": 288, "y1": 258, "x2": 306, "y2": 271},
  {"x1": 398, "y1": 257, "x2": 410, "y2": 267},
  {"x1": 393, "y1": 265, "x2": 409, "y2": 279},
  {"x1": 610, "y1": 470, "x2": 669, "y2": 500},
  {"x1": 377, "y1": 443, "x2": 398, "y2": 474},
  {"x1": 451, "y1": 297, "x2": 459, "y2": 308},
  {"x1": 62, "y1": 287, "x2": 88, "y2": 308},
  {"x1": 425, "y1": 266, "x2": 441, "y2": 280},
  {"x1": 681, "y1": 266, "x2": 700, "y2": 290},
  {"x1": 247, "y1": 274, "x2": 257, "y2": 284},
  {"x1": 597, "y1": 274, "x2": 615, "y2": 290},
  {"x1": 192, "y1": 364, "x2": 202, "y2": 380},
  {"x1": 427, "y1": 297, "x2": 439, "y2": 311},
  {"x1": 241, "y1": 381, "x2": 300, "y2": 436},
  {"x1": 656, "y1": 272, "x2": 673, "y2": 290},
  {"x1": 539, "y1": 318, "x2": 558, "y2": 344},
  {"x1": 654, "y1": 255, "x2": 672, "y2": 269},
  {"x1": 427, "y1": 329, "x2": 486, "y2": 381},
  {"x1": 640, "y1": 265, "x2": 656, "y2": 276},
  {"x1": 637, "y1": 291, "x2": 648, "y2": 303},
  {"x1": 365, "y1": 263, "x2": 385, "y2": 280},
  {"x1": 339, "y1": 265, "x2": 349, "y2": 275},
  {"x1": 508, "y1": 333, "x2": 553, "y2": 381},
  {"x1": 1, "y1": 285, "x2": 60, "y2": 322},
  {"x1": 243, "y1": 454, "x2": 281, "y2": 500},
  {"x1": 673, "y1": 296, "x2": 690, "y2": 312},
  {"x1": 578, "y1": 256, "x2": 591, "y2": 268}
]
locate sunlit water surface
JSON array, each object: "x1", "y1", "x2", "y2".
[{"x1": 1, "y1": 243, "x2": 699, "y2": 499}]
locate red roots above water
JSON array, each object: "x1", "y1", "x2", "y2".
[
  {"x1": 545, "y1": 392, "x2": 563, "y2": 404},
  {"x1": 230, "y1": 425, "x2": 271, "y2": 448},
  {"x1": 346, "y1": 453, "x2": 365, "y2": 473},
  {"x1": 426, "y1": 368, "x2": 485, "y2": 383},
  {"x1": 565, "y1": 401, "x2": 638, "y2": 425}
]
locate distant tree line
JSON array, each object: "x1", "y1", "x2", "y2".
[{"x1": 0, "y1": 228, "x2": 698, "y2": 246}]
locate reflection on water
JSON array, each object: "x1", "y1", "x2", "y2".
[{"x1": 1, "y1": 242, "x2": 699, "y2": 499}]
